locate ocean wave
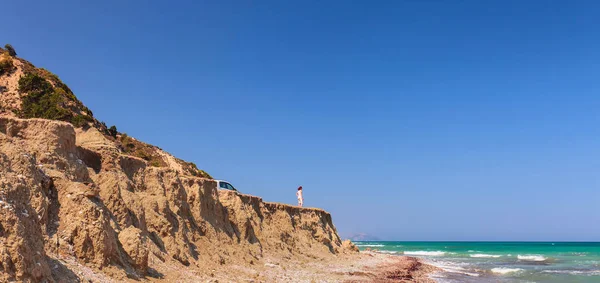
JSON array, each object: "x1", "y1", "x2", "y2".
[
  {"x1": 470, "y1": 254, "x2": 501, "y2": 258},
  {"x1": 377, "y1": 250, "x2": 399, "y2": 254},
  {"x1": 427, "y1": 260, "x2": 480, "y2": 277},
  {"x1": 404, "y1": 251, "x2": 446, "y2": 256},
  {"x1": 355, "y1": 244, "x2": 384, "y2": 247},
  {"x1": 517, "y1": 255, "x2": 547, "y2": 262},
  {"x1": 574, "y1": 260, "x2": 600, "y2": 265},
  {"x1": 491, "y1": 268, "x2": 523, "y2": 275},
  {"x1": 542, "y1": 269, "x2": 600, "y2": 276}
]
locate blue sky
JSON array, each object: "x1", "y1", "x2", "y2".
[{"x1": 4, "y1": 0, "x2": 600, "y2": 241}]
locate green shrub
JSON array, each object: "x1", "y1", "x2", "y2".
[
  {"x1": 118, "y1": 134, "x2": 167, "y2": 167},
  {"x1": 187, "y1": 162, "x2": 213, "y2": 178},
  {"x1": 19, "y1": 73, "x2": 71, "y2": 121},
  {"x1": 0, "y1": 58, "x2": 14, "y2": 76},
  {"x1": 38, "y1": 68, "x2": 75, "y2": 99},
  {"x1": 149, "y1": 160, "x2": 163, "y2": 167},
  {"x1": 82, "y1": 106, "x2": 93, "y2": 116},
  {"x1": 19, "y1": 73, "x2": 53, "y2": 94},
  {"x1": 4, "y1": 44, "x2": 16, "y2": 57},
  {"x1": 71, "y1": 114, "x2": 93, "y2": 128},
  {"x1": 108, "y1": 125, "x2": 118, "y2": 138},
  {"x1": 20, "y1": 89, "x2": 71, "y2": 120},
  {"x1": 18, "y1": 73, "x2": 95, "y2": 128},
  {"x1": 120, "y1": 134, "x2": 134, "y2": 147},
  {"x1": 198, "y1": 170, "x2": 213, "y2": 179}
]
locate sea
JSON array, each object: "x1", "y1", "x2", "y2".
[{"x1": 354, "y1": 241, "x2": 600, "y2": 283}]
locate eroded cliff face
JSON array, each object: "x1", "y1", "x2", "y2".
[
  {"x1": 0, "y1": 116, "x2": 356, "y2": 282},
  {"x1": 219, "y1": 191, "x2": 344, "y2": 256}
]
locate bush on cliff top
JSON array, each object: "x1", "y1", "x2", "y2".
[
  {"x1": 118, "y1": 134, "x2": 211, "y2": 176},
  {"x1": 119, "y1": 134, "x2": 168, "y2": 167},
  {"x1": 71, "y1": 114, "x2": 94, "y2": 128},
  {"x1": 38, "y1": 68, "x2": 77, "y2": 101},
  {"x1": 19, "y1": 73, "x2": 71, "y2": 121},
  {"x1": 108, "y1": 125, "x2": 118, "y2": 138},
  {"x1": 0, "y1": 57, "x2": 15, "y2": 76},
  {"x1": 4, "y1": 44, "x2": 16, "y2": 57},
  {"x1": 19, "y1": 73, "x2": 53, "y2": 93},
  {"x1": 18, "y1": 73, "x2": 93, "y2": 127},
  {"x1": 187, "y1": 162, "x2": 213, "y2": 179}
]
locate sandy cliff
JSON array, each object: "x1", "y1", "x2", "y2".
[
  {"x1": 0, "y1": 46, "x2": 358, "y2": 282},
  {"x1": 0, "y1": 116, "x2": 357, "y2": 282}
]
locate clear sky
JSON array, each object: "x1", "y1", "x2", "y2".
[{"x1": 4, "y1": 0, "x2": 600, "y2": 241}]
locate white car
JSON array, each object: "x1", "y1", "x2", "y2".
[{"x1": 216, "y1": 180, "x2": 238, "y2": 192}]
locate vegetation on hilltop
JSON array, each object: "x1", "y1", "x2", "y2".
[
  {"x1": 185, "y1": 161, "x2": 213, "y2": 179},
  {"x1": 119, "y1": 133, "x2": 168, "y2": 167},
  {"x1": 0, "y1": 49, "x2": 16, "y2": 75},
  {"x1": 18, "y1": 73, "x2": 94, "y2": 127},
  {"x1": 117, "y1": 133, "x2": 212, "y2": 178},
  {"x1": 1, "y1": 43, "x2": 212, "y2": 176},
  {"x1": 0, "y1": 56, "x2": 15, "y2": 76},
  {"x1": 108, "y1": 125, "x2": 118, "y2": 138},
  {"x1": 4, "y1": 44, "x2": 16, "y2": 56}
]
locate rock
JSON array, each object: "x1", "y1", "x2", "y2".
[
  {"x1": 0, "y1": 129, "x2": 53, "y2": 282},
  {"x1": 83, "y1": 182, "x2": 99, "y2": 198},
  {"x1": 118, "y1": 227, "x2": 149, "y2": 272},
  {"x1": 342, "y1": 240, "x2": 360, "y2": 253}
]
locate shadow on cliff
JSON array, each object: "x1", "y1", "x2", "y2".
[
  {"x1": 45, "y1": 179, "x2": 60, "y2": 237},
  {"x1": 77, "y1": 146, "x2": 102, "y2": 173},
  {"x1": 47, "y1": 257, "x2": 79, "y2": 282}
]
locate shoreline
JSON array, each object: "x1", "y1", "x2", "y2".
[
  {"x1": 50, "y1": 250, "x2": 439, "y2": 282},
  {"x1": 342, "y1": 252, "x2": 440, "y2": 282},
  {"x1": 352, "y1": 241, "x2": 600, "y2": 282},
  {"x1": 249, "y1": 251, "x2": 440, "y2": 282}
]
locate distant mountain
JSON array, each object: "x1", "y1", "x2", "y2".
[{"x1": 346, "y1": 233, "x2": 380, "y2": 241}]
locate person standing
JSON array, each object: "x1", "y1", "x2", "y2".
[{"x1": 296, "y1": 186, "x2": 303, "y2": 207}]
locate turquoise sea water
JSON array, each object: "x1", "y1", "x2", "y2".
[{"x1": 354, "y1": 242, "x2": 600, "y2": 282}]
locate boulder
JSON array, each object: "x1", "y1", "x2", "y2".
[{"x1": 118, "y1": 227, "x2": 149, "y2": 272}]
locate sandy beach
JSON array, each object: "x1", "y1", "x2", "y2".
[
  {"x1": 48, "y1": 250, "x2": 437, "y2": 282},
  {"x1": 204, "y1": 252, "x2": 439, "y2": 282}
]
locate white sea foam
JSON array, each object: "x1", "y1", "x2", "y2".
[
  {"x1": 470, "y1": 254, "x2": 501, "y2": 258},
  {"x1": 542, "y1": 269, "x2": 600, "y2": 276},
  {"x1": 404, "y1": 251, "x2": 446, "y2": 256},
  {"x1": 426, "y1": 260, "x2": 480, "y2": 277},
  {"x1": 517, "y1": 255, "x2": 547, "y2": 262},
  {"x1": 491, "y1": 268, "x2": 523, "y2": 275},
  {"x1": 377, "y1": 250, "x2": 399, "y2": 254}
]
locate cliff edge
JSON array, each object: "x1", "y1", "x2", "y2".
[{"x1": 0, "y1": 46, "x2": 357, "y2": 282}]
